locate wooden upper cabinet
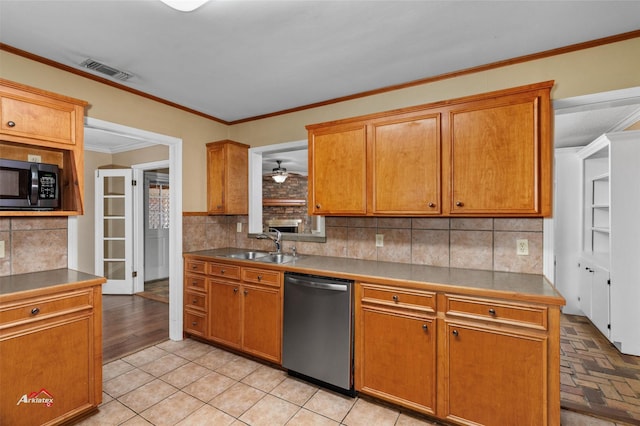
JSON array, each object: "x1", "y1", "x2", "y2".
[
  {"x1": 307, "y1": 81, "x2": 553, "y2": 217},
  {"x1": 308, "y1": 122, "x2": 367, "y2": 215},
  {"x1": 1, "y1": 91, "x2": 82, "y2": 146},
  {"x1": 369, "y1": 112, "x2": 441, "y2": 215},
  {"x1": 445, "y1": 84, "x2": 552, "y2": 216},
  {"x1": 206, "y1": 140, "x2": 249, "y2": 215},
  {"x1": 0, "y1": 78, "x2": 88, "y2": 216}
]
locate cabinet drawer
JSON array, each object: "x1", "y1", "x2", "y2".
[
  {"x1": 185, "y1": 273, "x2": 206, "y2": 291},
  {"x1": 445, "y1": 295, "x2": 547, "y2": 330},
  {"x1": 184, "y1": 310, "x2": 207, "y2": 336},
  {"x1": 208, "y1": 262, "x2": 240, "y2": 280},
  {"x1": 361, "y1": 284, "x2": 436, "y2": 312},
  {"x1": 242, "y1": 268, "x2": 280, "y2": 287},
  {"x1": 185, "y1": 290, "x2": 207, "y2": 311},
  {"x1": 0, "y1": 289, "x2": 92, "y2": 326},
  {"x1": 185, "y1": 259, "x2": 206, "y2": 274}
]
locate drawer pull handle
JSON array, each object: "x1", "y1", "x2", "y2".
[
  {"x1": 191, "y1": 265, "x2": 198, "y2": 269},
  {"x1": 428, "y1": 202, "x2": 436, "y2": 208},
  {"x1": 488, "y1": 308, "x2": 496, "y2": 315},
  {"x1": 192, "y1": 321, "x2": 197, "y2": 326},
  {"x1": 192, "y1": 281, "x2": 198, "y2": 285},
  {"x1": 7, "y1": 121, "x2": 16, "y2": 127},
  {"x1": 392, "y1": 295, "x2": 399, "y2": 302},
  {"x1": 422, "y1": 324, "x2": 428, "y2": 331},
  {"x1": 192, "y1": 299, "x2": 198, "y2": 304},
  {"x1": 257, "y1": 275, "x2": 262, "y2": 281},
  {"x1": 31, "y1": 307, "x2": 40, "y2": 315},
  {"x1": 220, "y1": 269, "x2": 225, "y2": 274},
  {"x1": 455, "y1": 201, "x2": 464, "y2": 207},
  {"x1": 452, "y1": 330, "x2": 459, "y2": 337}
]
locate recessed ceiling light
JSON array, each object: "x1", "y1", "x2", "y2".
[{"x1": 160, "y1": 0, "x2": 210, "y2": 12}]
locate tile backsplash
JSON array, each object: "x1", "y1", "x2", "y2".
[
  {"x1": 183, "y1": 215, "x2": 543, "y2": 274},
  {"x1": 0, "y1": 217, "x2": 68, "y2": 276},
  {"x1": 0, "y1": 214, "x2": 542, "y2": 278}
]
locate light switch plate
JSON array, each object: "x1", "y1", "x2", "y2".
[
  {"x1": 0, "y1": 241, "x2": 5, "y2": 259},
  {"x1": 236, "y1": 222, "x2": 242, "y2": 233},
  {"x1": 375, "y1": 234, "x2": 384, "y2": 247}
]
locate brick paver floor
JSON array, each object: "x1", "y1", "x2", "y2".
[{"x1": 561, "y1": 314, "x2": 640, "y2": 424}]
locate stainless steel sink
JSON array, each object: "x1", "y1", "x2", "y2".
[
  {"x1": 225, "y1": 251, "x2": 268, "y2": 260},
  {"x1": 255, "y1": 253, "x2": 296, "y2": 264}
]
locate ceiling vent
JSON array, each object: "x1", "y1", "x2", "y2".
[{"x1": 80, "y1": 59, "x2": 133, "y2": 81}]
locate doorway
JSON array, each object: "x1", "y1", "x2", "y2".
[{"x1": 69, "y1": 117, "x2": 183, "y2": 341}]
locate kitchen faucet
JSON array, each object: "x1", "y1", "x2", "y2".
[{"x1": 257, "y1": 229, "x2": 282, "y2": 253}]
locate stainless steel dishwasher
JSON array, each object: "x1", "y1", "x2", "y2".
[{"x1": 282, "y1": 272, "x2": 354, "y2": 395}]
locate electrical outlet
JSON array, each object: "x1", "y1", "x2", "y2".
[
  {"x1": 0, "y1": 241, "x2": 5, "y2": 259},
  {"x1": 236, "y1": 222, "x2": 242, "y2": 233},
  {"x1": 28, "y1": 154, "x2": 42, "y2": 163},
  {"x1": 517, "y1": 239, "x2": 529, "y2": 256},
  {"x1": 375, "y1": 234, "x2": 384, "y2": 247}
]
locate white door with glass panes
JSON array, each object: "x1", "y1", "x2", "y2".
[
  {"x1": 95, "y1": 169, "x2": 134, "y2": 294},
  {"x1": 144, "y1": 172, "x2": 170, "y2": 282}
]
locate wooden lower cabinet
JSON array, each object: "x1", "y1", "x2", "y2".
[
  {"x1": 0, "y1": 279, "x2": 104, "y2": 426},
  {"x1": 440, "y1": 321, "x2": 547, "y2": 426},
  {"x1": 183, "y1": 256, "x2": 282, "y2": 364},
  {"x1": 355, "y1": 284, "x2": 561, "y2": 426},
  {"x1": 208, "y1": 279, "x2": 242, "y2": 349}
]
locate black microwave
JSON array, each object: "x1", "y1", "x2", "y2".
[{"x1": 0, "y1": 158, "x2": 60, "y2": 210}]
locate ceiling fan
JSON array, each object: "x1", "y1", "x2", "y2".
[{"x1": 266, "y1": 160, "x2": 302, "y2": 183}]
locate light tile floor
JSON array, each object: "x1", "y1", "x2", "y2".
[{"x1": 78, "y1": 338, "x2": 630, "y2": 425}]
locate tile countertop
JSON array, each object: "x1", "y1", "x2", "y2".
[
  {"x1": 185, "y1": 248, "x2": 566, "y2": 307},
  {"x1": 0, "y1": 268, "x2": 106, "y2": 300}
]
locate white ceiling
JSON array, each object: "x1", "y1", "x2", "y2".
[{"x1": 2, "y1": 1, "x2": 640, "y2": 159}]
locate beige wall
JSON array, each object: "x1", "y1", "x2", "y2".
[
  {"x1": 2, "y1": 36, "x2": 640, "y2": 277},
  {"x1": 0, "y1": 51, "x2": 228, "y2": 212},
  {"x1": 2, "y1": 37, "x2": 640, "y2": 212}
]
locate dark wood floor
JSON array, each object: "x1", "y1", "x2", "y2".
[{"x1": 102, "y1": 295, "x2": 169, "y2": 364}]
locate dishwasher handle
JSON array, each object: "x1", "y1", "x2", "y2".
[{"x1": 286, "y1": 276, "x2": 348, "y2": 292}]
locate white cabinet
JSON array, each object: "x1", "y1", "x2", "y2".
[
  {"x1": 578, "y1": 259, "x2": 610, "y2": 338},
  {"x1": 577, "y1": 131, "x2": 640, "y2": 355}
]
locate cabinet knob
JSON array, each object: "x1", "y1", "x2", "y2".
[
  {"x1": 428, "y1": 202, "x2": 436, "y2": 208},
  {"x1": 220, "y1": 269, "x2": 225, "y2": 274},
  {"x1": 488, "y1": 308, "x2": 496, "y2": 316},
  {"x1": 422, "y1": 324, "x2": 428, "y2": 331},
  {"x1": 233, "y1": 287, "x2": 238, "y2": 293},
  {"x1": 257, "y1": 275, "x2": 262, "y2": 281},
  {"x1": 452, "y1": 330, "x2": 459, "y2": 337},
  {"x1": 455, "y1": 201, "x2": 464, "y2": 207},
  {"x1": 7, "y1": 121, "x2": 16, "y2": 127},
  {"x1": 192, "y1": 281, "x2": 198, "y2": 286},
  {"x1": 315, "y1": 204, "x2": 321, "y2": 209},
  {"x1": 192, "y1": 299, "x2": 198, "y2": 304},
  {"x1": 244, "y1": 290, "x2": 249, "y2": 296},
  {"x1": 192, "y1": 321, "x2": 198, "y2": 326},
  {"x1": 392, "y1": 295, "x2": 399, "y2": 302},
  {"x1": 216, "y1": 204, "x2": 222, "y2": 209},
  {"x1": 191, "y1": 265, "x2": 198, "y2": 269},
  {"x1": 31, "y1": 307, "x2": 40, "y2": 315}
]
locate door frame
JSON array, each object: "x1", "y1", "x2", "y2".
[
  {"x1": 133, "y1": 162, "x2": 170, "y2": 292},
  {"x1": 69, "y1": 117, "x2": 184, "y2": 341}
]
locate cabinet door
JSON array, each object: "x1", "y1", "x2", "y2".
[
  {"x1": 208, "y1": 280, "x2": 241, "y2": 348},
  {"x1": 207, "y1": 144, "x2": 226, "y2": 214},
  {"x1": 359, "y1": 308, "x2": 436, "y2": 414},
  {"x1": 442, "y1": 322, "x2": 547, "y2": 425},
  {"x1": 0, "y1": 94, "x2": 79, "y2": 145},
  {"x1": 447, "y1": 91, "x2": 549, "y2": 215},
  {"x1": 590, "y1": 264, "x2": 610, "y2": 338},
  {"x1": 309, "y1": 123, "x2": 367, "y2": 215},
  {"x1": 0, "y1": 316, "x2": 94, "y2": 426},
  {"x1": 242, "y1": 284, "x2": 281, "y2": 363},
  {"x1": 370, "y1": 113, "x2": 441, "y2": 214}
]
